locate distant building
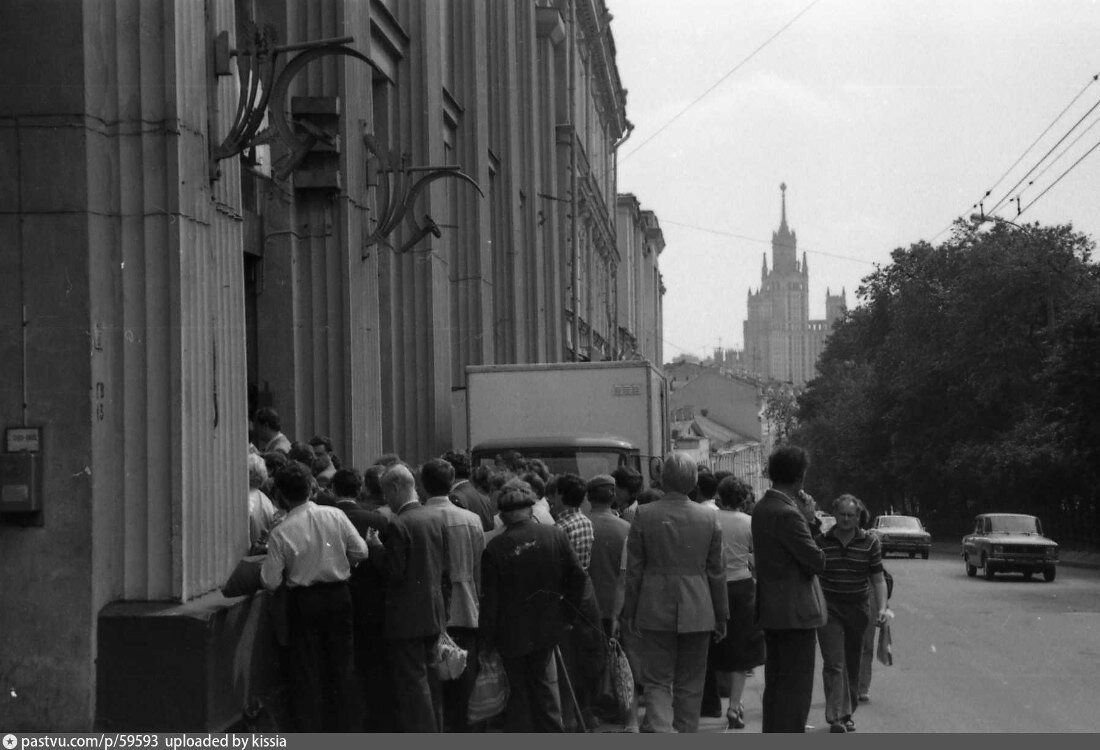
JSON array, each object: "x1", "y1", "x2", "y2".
[{"x1": 736, "y1": 183, "x2": 846, "y2": 385}]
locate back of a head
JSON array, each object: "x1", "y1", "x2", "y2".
[
  {"x1": 420, "y1": 457, "x2": 456, "y2": 497},
  {"x1": 274, "y1": 461, "x2": 313, "y2": 504},
  {"x1": 332, "y1": 468, "x2": 363, "y2": 499},
  {"x1": 262, "y1": 451, "x2": 288, "y2": 476},
  {"x1": 247, "y1": 452, "x2": 268, "y2": 490},
  {"x1": 309, "y1": 435, "x2": 333, "y2": 452},
  {"x1": 767, "y1": 445, "x2": 810, "y2": 486},
  {"x1": 362, "y1": 464, "x2": 385, "y2": 498},
  {"x1": 717, "y1": 475, "x2": 753, "y2": 510},
  {"x1": 556, "y1": 473, "x2": 587, "y2": 508},
  {"x1": 470, "y1": 464, "x2": 494, "y2": 494},
  {"x1": 661, "y1": 452, "x2": 698, "y2": 495},
  {"x1": 381, "y1": 463, "x2": 415, "y2": 501},
  {"x1": 441, "y1": 449, "x2": 471, "y2": 479},
  {"x1": 637, "y1": 488, "x2": 664, "y2": 506},
  {"x1": 520, "y1": 471, "x2": 546, "y2": 499},
  {"x1": 696, "y1": 470, "x2": 719, "y2": 500},
  {"x1": 287, "y1": 441, "x2": 315, "y2": 466},
  {"x1": 255, "y1": 407, "x2": 280, "y2": 431},
  {"x1": 612, "y1": 466, "x2": 643, "y2": 497},
  {"x1": 374, "y1": 452, "x2": 403, "y2": 468}
]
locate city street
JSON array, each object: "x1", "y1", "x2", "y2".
[{"x1": 618, "y1": 543, "x2": 1100, "y2": 733}]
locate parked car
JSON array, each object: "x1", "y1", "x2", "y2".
[
  {"x1": 871, "y1": 514, "x2": 932, "y2": 559},
  {"x1": 962, "y1": 513, "x2": 1058, "y2": 582}
]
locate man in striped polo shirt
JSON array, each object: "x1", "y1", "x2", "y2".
[{"x1": 816, "y1": 494, "x2": 888, "y2": 733}]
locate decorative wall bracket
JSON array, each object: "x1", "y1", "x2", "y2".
[
  {"x1": 362, "y1": 133, "x2": 484, "y2": 255},
  {"x1": 210, "y1": 23, "x2": 380, "y2": 181}
]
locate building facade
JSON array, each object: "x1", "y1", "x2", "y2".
[
  {"x1": 0, "y1": 0, "x2": 662, "y2": 731},
  {"x1": 738, "y1": 183, "x2": 845, "y2": 385},
  {"x1": 615, "y1": 193, "x2": 665, "y2": 365}
]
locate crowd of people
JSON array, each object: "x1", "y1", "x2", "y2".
[{"x1": 241, "y1": 407, "x2": 889, "y2": 733}]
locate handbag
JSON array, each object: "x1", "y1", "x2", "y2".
[
  {"x1": 468, "y1": 649, "x2": 510, "y2": 723},
  {"x1": 432, "y1": 630, "x2": 469, "y2": 681},
  {"x1": 598, "y1": 637, "x2": 635, "y2": 716}
]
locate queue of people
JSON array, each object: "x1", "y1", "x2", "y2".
[{"x1": 241, "y1": 407, "x2": 889, "y2": 733}]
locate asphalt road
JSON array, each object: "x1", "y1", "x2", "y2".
[{"x1": 605, "y1": 542, "x2": 1100, "y2": 733}]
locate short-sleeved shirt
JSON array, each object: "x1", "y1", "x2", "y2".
[
  {"x1": 261, "y1": 501, "x2": 369, "y2": 589},
  {"x1": 817, "y1": 527, "x2": 883, "y2": 601}
]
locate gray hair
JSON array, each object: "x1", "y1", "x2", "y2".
[
  {"x1": 380, "y1": 463, "x2": 416, "y2": 502},
  {"x1": 661, "y1": 451, "x2": 698, "y2": 495},
  {"x1": 247, "y1": 452, "x2": 268, "y2": 489}
]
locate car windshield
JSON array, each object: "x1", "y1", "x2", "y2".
[
  {"x1": 988, "y1": 516, "x2": 1039, "y2": 534},
  {"x1": 878, "y1": 516, "x2": 921, "y2": 530}
]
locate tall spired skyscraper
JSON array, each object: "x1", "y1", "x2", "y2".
[{"x1": 742, "y1": 183, "x2": 846, "y2": 385}]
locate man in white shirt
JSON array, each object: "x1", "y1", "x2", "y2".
[{"x1": 261, "y1": 461, "x2": 368, "y2": 731}]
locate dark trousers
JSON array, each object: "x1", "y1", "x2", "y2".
[
  {"x1": 762, "y1": 628, "x2": 817, "y2": 733},
  {"x1": 441, "y1": 627, "x2": 481, "y2": 732},
  {"x1": 355, "y1": 623, "x2": 398, "y2": 731},
  {"x1": 388, "y1": 634, "x2": 443, "y2": 732},
  {"x1": 286, "y1": 581, "x2": 356, "y2": 732},
  {"x1": 817, "y1": 597, "x2": 870, "y2": 724},
  {"x1": 502, "y1": 648, "x2": 564, "y2": 732}
]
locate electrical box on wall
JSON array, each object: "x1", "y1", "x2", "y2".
[{"x1": 2, "y1": 426, "x2": 44, "y2": 525}]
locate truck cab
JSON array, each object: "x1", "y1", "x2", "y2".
[{"x1": 470, "y1": 435, "x2": 648, "y2": 482}]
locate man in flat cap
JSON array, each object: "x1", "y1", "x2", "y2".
[{"x1": 480, "y1": 479, "x2": 588, "y2": 732}]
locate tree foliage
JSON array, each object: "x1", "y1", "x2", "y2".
[{"x1": 792, "y1": 221, "x2": 1100, "y2": 543}]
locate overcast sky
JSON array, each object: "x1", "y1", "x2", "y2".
[{"x1": 610, "y1": 0, "x2": 1100, "y2": 361}]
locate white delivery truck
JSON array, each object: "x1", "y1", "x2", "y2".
[{"x1": 465, "y1": 360, "x2": 669, "y2": 485}]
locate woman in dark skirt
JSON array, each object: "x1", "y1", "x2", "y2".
[{"x1": 704, "y1": 476, "x2": 766, "y2": 729}]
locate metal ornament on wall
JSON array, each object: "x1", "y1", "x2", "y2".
[
  {"x1": 362, "y1": 133, "x2": 485, "y2": 256},
  {"x1": 211, "y1": 23, "x2": 381, "y2": 181},
  {"x1": 212, "y1": 21, "x2": 485, "y2": 254}
]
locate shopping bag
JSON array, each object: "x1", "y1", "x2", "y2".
[
  {"x1": 467, "y1": 649, "x2": 510, "y2": 723},
  {"x1": 876, "y1": 617, "x2": 893, "y2": 666},
  {"x1": 598, "y1": 637, "x2": 634, "y2": 716},
  {"x1": 432, "y1": 630, "x2": 469, "y2": 681}
]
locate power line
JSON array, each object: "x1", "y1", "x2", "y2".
[
  {"x1": 618, "y1": 0, "x2": 824, "y2": 167},
  {"x1": 1011, "y1": 111, "x2": 1100, "y2": 207},
  {"x1": 1019, "y1": 134, "x2": 1100, "y2": 217},
  {"x1": 986, "y1": 89, "x2": 1100, "y2": 216},
  {"x1": 973, "y1": 72, "x2": 1100, "y2": 215},
  {"x1": 661, "y1": 218, "x2": 876, "y2": 265}
]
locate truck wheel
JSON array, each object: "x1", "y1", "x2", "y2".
[
  {"x1": 1043, "y1": 566, "x2": 1057, "y2": 582},
  {"x1": 983, "y1": 555, "x2": 996, "y2": 580},
  {"x1": 965, "y1": 554, "x2": 977, "y2": 577}
]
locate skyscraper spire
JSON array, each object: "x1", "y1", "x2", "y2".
[{"x1": 779, "y1": 182, "x2": 788, "y2": 232}]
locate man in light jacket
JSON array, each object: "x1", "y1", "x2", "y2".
[{"x1": 621, "y1": 452, "x2": 728, "y2": 733}]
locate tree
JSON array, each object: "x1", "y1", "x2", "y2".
[{"x1": 793, "y1": 220, "x2": 1099, "y2": 542}]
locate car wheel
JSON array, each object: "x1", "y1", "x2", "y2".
[
  {"x1": 922, "y1": 551, "x2": 930, "y2": 560},
  {"x1": 983, "y1": 554, "x2": 996, "y2": 580},
  {"x1": 965, "y1": 554, "x2": 977, "y2": 577},
  {"x1": 909, "y1": 552, "x2": 916, "y2": 559},
  {"x1": 1043, "y1": 566, "x2": 1056, "y2": 582}
]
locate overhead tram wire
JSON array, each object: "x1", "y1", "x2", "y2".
[
  {"x1": 1014, "y1": 112, "x2": 1100, "y2": 201},
  {"x1": 616, "y1": 0, "x2": 824, "y2": 169},
  {"x1": 661, "y1": 218, "x2": 876, "y2": 266},
  {"x1": 985, "y1": 89, "x2": 1100, "y2": 217},
  {"x1": 1018, "y1": 134, "x2": 1100, "y2": 218},
  {"x1": 971, "y1": 72, "x2": 1100, "y2": 216}
]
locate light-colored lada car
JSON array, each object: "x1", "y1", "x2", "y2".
[{"x1": 962, "y1": 513, "x2": 1059, "y2": 582}]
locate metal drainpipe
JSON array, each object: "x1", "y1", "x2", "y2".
[{"x1": 569, "y1": 0, "x2": 580, "y2": 362}]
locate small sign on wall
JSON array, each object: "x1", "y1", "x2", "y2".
[{"x1": 6, "y1": 427, "x2": 41, "y2": 453}]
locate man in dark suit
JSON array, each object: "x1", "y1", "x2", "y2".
[
  {"x1": 751, "y1": 445, "x2": 827, "y2": 733},
  {"x1": 331, "y1": 468, "x2": 397, "y2": 731},
  {"x1": 621, "y1": 452, "x2": 728, "y2": 733},
  {"x1": 442, "y1": 450, "x2": 496, "y2": 532},
  {"x1": 371, "y1": 463, "x2": 450, "y2": 732},
  {"x1": 480, "y1": 479, "x2": 588, "y2": 732}
]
